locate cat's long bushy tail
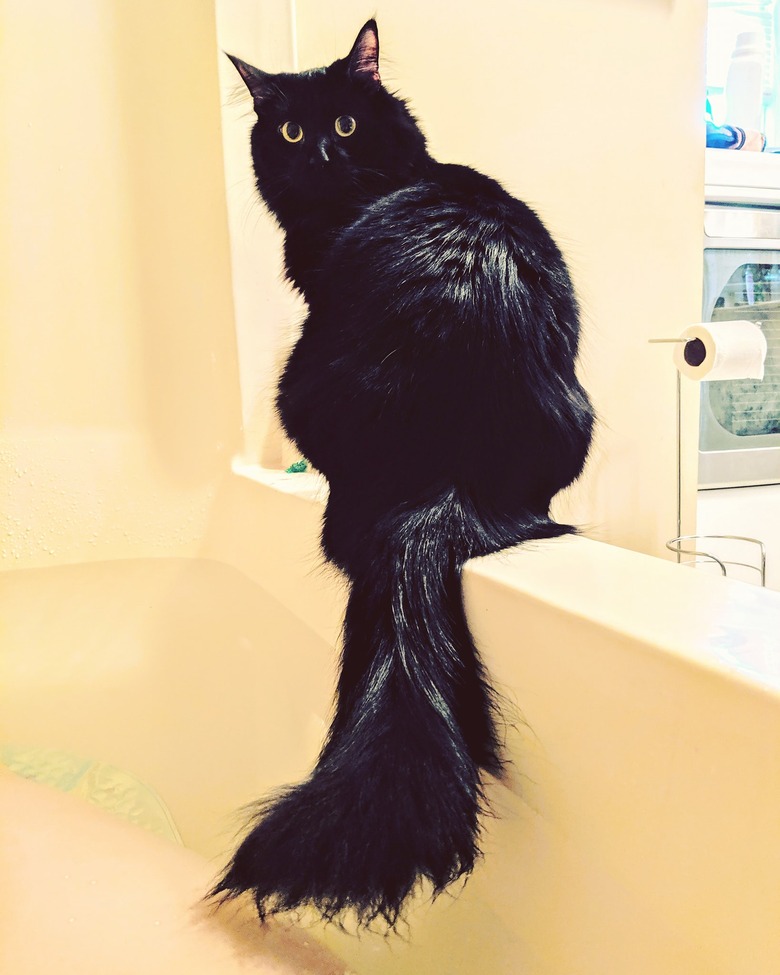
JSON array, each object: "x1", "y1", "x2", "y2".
[{"x1": 210, "y1": 488, "x2": 567, "y2": 928}]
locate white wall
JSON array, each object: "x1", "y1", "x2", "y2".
[
  {"x1": 216, "y1": 0, "x2": 306, "y2": 468},
  {"x1": 0, "y1": 1, "x2": 709, "y2": 563},
  {"x1": 220, "y1": 0, "x2": 709, "y2": 558},
  {"x1": 0, "y1": 0, "x2": 241, "y2": 569}
]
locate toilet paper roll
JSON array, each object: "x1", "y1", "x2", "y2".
[{"x1": 673, "y1": 321, "x2": 768, "y2": 381}]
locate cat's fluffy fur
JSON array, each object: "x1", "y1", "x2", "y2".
[{"x1": 213, "y1": 20, "x2": 594, "y2": 929}]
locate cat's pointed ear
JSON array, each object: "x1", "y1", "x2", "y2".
[
  {"x1": 225, "y1": 53, "x2": 273, "y2": 104},
  {"x1": 347, "y1": 20, "x2": 381, "y2": 88}
]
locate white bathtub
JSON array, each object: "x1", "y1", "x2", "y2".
[{"x1": 3, "y1": 464, "x2": 780, "y2": 975}]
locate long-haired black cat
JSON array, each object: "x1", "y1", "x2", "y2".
[{"x1": 214, "y1": 20, "x2": 593, "y2": 929}]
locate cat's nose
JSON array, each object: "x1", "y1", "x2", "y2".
[{"x1": 315, "y1": 138, "x2": 330, "y2": 164}]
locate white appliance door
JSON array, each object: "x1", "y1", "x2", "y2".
[{"x1": 699, "y1": 248, "x2": 780, "y2": 487}]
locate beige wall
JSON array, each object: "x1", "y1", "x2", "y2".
[
  {"x1": 1, "y1": 0, "x2": 241, "y2": 567},
  {"x1": 216, "y1": 0, "x2": 305, "y2": 467},
  {"x1": 1, "y1": 0, "x2": 708, "y2": 568},
  {"x1": 290, "y1": 0, "x2": 708, "y2": 558}
]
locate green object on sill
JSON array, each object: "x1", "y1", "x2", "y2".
[{"x1": 285, "y1": 460, "x2": 308, "y2": 473}]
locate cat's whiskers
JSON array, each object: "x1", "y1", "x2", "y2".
[
  {"x1": 239, "y1": 191, "x2": 268, "y2": 237},
  {"x1": 256, "y1": 172, "x2": 291, "y2": 209},
  {"x1": 224, "y1": 82, "x2": 255, "y2": 114},
  {"x1": 349, "y1": 167, "x2": 396, "y2": 202}
]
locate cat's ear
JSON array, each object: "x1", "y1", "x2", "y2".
[
  {"x1": 225, "y1": 53, "x2": 274, "y2": 106},
  {"x1": 347, "y1": 20, "x2": 381, "y2": 88}
]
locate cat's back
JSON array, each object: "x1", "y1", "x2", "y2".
[
  {"x1": 282, "y1": 158, "x2": 590, "y2": 497},
  {"x1": 364, "y1": 163, "x2": 557, "y2": 250},
  {"x1": 326, "y1": 162, "x2": 573, "y2": 323},
  {"x1": 307, "y1": 161, "x2": 580, "y2": 380}
]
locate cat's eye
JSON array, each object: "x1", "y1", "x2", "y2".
[
  {"x1": 334, "y1": 115, "x2": 357, "y2": 138},
  {"x1": 279, "y1": 121, "x2": 304, "y2": 143}
]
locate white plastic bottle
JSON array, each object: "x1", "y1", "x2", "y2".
[{"x1": 725, "y1": 30, "x2": 765, "y2": 132}]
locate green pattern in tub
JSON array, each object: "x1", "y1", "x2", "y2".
[{"x1": 0, "y1": 743, "x2": 182, "y2": 845}]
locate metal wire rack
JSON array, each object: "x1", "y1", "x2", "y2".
[{"x1": 666, "y1": 534, "x2": 767, "y2": 586}]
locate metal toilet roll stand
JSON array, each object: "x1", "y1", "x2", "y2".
[
  {"x1": 665, "y1": 534, "x2": 766, "y2": 586},
  {"x1": 650, "y1": 333, "x2": 767, "y2": 587}
]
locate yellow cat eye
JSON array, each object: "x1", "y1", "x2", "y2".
[
  {"x1": 279, "y1": 121, "x2": 304, "y2": 143},
  {"x1": 334, "y1": 115, "x2": 357, "y2": 138}
]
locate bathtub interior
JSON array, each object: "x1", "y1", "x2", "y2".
[
  {"x1": 0, "y1": 554, "x2": 335, "y2": 860},
  {"x1": 0, "y1": 539, "x2": 614, "y2": 975},
  {"x1": 0, "y1": 766, "x2": 350, "y2": 975},
  {"x1": 4, "y1": 498, "x2": 780, "y2": 975},
  {"x1": 0, "y1": 521, "x2": 499, "y2": 974}
]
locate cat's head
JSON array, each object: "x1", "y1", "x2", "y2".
[{"x1": 227, "y1": 21, "x2": 428, "y2": 225}]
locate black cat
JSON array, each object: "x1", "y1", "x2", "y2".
[{"x1": 213, "y1": 20, "x2": 594, "y2": 928}]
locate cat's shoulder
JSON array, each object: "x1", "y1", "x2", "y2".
[
  {"x1": 428, "y1": 162, "x2": 515, "y2": 203},
  {"x1": 373, "y1": 162, "x2": 522, "y2": 216}
]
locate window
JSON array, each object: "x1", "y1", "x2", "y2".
[{"x1": 707, "y1": 263, "x2": 780, "y2": 437}]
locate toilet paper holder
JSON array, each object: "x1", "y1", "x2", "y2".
[
  {"x1": 653, "y1": 321, "x2": 767, "y2": 383},
  {"x1": 650, "y1": 332, "x2": 768, "y2": 587}
]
